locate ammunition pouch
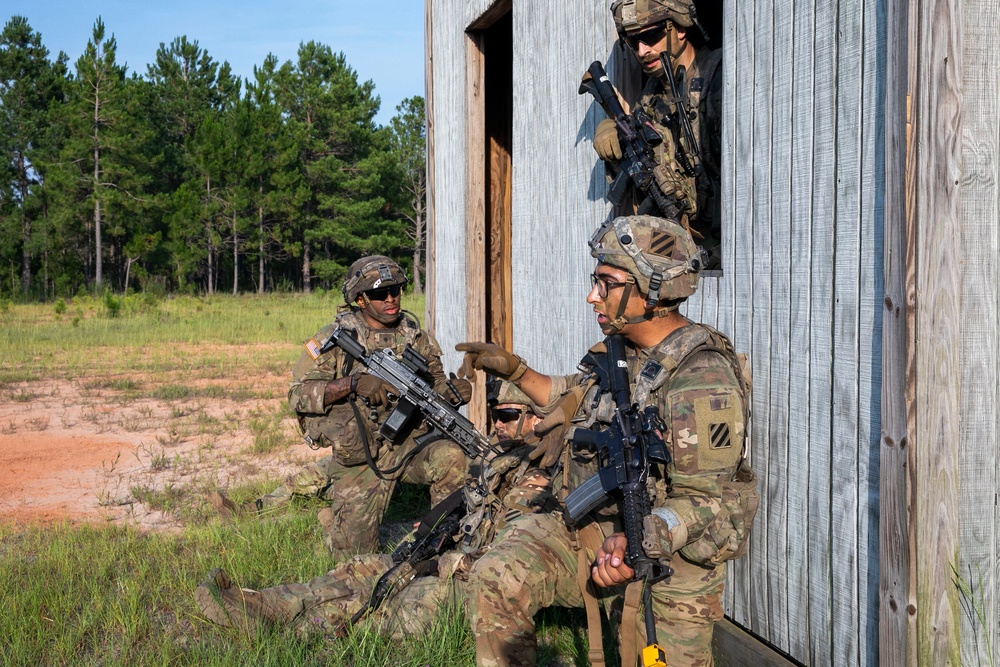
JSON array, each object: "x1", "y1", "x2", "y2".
[
  {"x1": 300, "y1": 403, "x2": 381, "y2": 466},
  {"x1": 679, "y1": 461, "x2": 759, "y2": 566}
]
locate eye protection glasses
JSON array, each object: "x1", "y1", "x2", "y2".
[
  {"x1": 365, "y1": 284, "x2": 402, "y2": 301},
  {"x1": 624, "y1": 24, "x2": 668, "y2": 50},
  {"x1": 590, "y1": 273, "x2": 631, "y2": 298},
  {"x1": 491, "y1": 407, "x2": 526, "y2": 424}
]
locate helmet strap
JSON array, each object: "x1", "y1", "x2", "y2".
[
  {"x1": 607, "y1": 282, "x2": 635, "y2": 332},
  {"x1": 664, "y1": 22, "x2": 686, "y2": 70},
  {"x1": 513, "y1": 412, "x2": 527, "y2": 440}
]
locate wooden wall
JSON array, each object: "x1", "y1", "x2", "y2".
[
  {"x1": 428, "y1": 0, "x2": 617, "y2": 378},
  {"x1": 958, "y1": 0, "x2": 1000, "y2": 664},
  {"x1": 429, "y1": 0, "x2": 885, "y2": 664},
  {"x1": 683, "y1": 0, "x2": 883, "y2": 663}
]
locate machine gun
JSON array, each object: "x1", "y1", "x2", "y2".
[
  {"x1": 659, "y1": 53, "x2": 703, "y2": 179},
  {"x1": 579, "y1": 60, "x2": 682, "y2": 220},
  {"x1": 338, "y1": 490, "x2": 464, "y2": 634},
  {"x1": 563, "y1": 334, "x2": 673, "y2": 665},
  {"x1": 320, "y1": 327, "x2": 494, "y2": 461}
]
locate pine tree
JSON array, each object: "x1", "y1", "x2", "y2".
[
  {"x1": 0, "y1": 16, "x2": 65, "y2": 295},
  {"x1": 387, "y1": 96, "x2": 427, "y2": 294},
  {"x1": 274, "y1": 41, "x2": 392, "y2": 292}
]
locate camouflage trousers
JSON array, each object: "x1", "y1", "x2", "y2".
[
  {"x1": 468, "y1": 513, "x2": 725, "y2": 667},
  {"x1": 252, "y1": 553, "x2": 465, "y2": 640},
  {"x1": 259, "y1": 438, "x2": 467, "y2": 558}
]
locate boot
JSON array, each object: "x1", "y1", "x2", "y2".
[
  {"x1": 194, "y1": 568, "x2": 284, "y2": 629},
  {"x1": 207, "y1": 491, "x2": 261, "y2": 518}
]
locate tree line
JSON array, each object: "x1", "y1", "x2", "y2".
[{"x1": 0, "y1": 16, "x2": 427, "y2": 300}]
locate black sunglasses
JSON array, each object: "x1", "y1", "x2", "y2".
[
  {"x1": 365, "y1": 284, "x2": 402, "y2": 301},
  {"x1": 624, "y1": 24, "x2": 667, "y2": 50},
  {"x1": 491, "y1": 407, "x2": 525, "y2": 424}
]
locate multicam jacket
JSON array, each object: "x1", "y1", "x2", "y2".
[
  {"x1": 287, "y1": 309, "x2": 445, "y2": 458},
  {"x1": 549, "y1": 322, "x2": 757, "y2": 567}
]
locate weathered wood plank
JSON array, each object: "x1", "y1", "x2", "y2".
[
  {"x1": 465, "y1": 31, "x2": 488, "y2": 430},
  {"x1": 907, "y1": 0, "x2": 963, "y2": 662},
  {"x1": 855, "y1": 0, "x2": 882, "y2": 663},
  {"x1": 958, "y1": 0, "x2": 1000, "y2": 665},
  {"x1": 831, "y1": 0, "x2": 864, "y2": 662},
  {"x1": 878, "y1": 0, "x2": 911, "y2": 661},
  {"x1": 724, "y1": 3, "x2": 756, "y2": 637},
  {"x1": 746, "y1": 0, "x2": 779, "y2": 643},
  {"x1": 717, "y1": 0, "x2": 746, "y2": 621},
  {"x1": 785, "y1": 0, "x2": 816, "y2": 658},
  {"x1": 424, "y1": 0, "x2": 437, "y2": 334},
  {"x1": 713, "y1": 618, "x2": 800, "y2": 667},
  {"x1": 765, "y1": 0, "x2": 793, "y2": 650},
  {"x1": 730, "y1": 0, "x2": 758, "y2": 629},
  {"x1": 807, "y1": 0, "x2": 838, "y2": 660}
]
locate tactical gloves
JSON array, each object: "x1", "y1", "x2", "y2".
[
  {"x1": 454, "y1": 342, "x2": 528, "y2": 382},
  {"x1": 527, "y1": 385, "x2": 585, "y2": 468},
  {"x1": 593, "y1": 118, "x2": 623, "y2": 161},
  {"x1": 435, "y1": 372, "x2": 473, "y2": 406},
  {"x1": 353, "y1": 374, "x2": 392, "y2": 406}
]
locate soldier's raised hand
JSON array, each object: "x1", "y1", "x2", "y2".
[
  {"x1": 593, "y1": 118, "x2": 623, "y2": 161},
  {"x1": 454, "y1": 342, "x2": 526, "y2": 381}
]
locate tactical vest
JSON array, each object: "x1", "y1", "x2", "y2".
[
  {"x1": 332, "y1": 309, "x2": 424, "y2": 375},
  {"x1": 639, "y1": 47, "x2": 723, "y2": 238},
  {"x1": 572, "y1": 323, "x2": 758, "y2": 566}
]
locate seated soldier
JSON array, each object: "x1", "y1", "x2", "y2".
[
  {"x1": 210, "y1": 255, "x2": 472, "y2": 558},
  {"x1": 195, "y1": 380, "x2": 556, "y2": 639}
]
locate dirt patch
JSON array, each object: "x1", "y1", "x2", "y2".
[{"x1": 0, "y1": 375, "x2": 317, "y2": 530}]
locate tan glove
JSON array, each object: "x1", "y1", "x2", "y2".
[
  {"x1": 593, "y1": 118, "x2": 623, "y2": 161},
  {"x1": 435, "y1": 372, "x2": 473, "y2": 406},
  {"x1": 353, "y1": 374, "x2": 391, "y2": 407},
  {"x1": 527, "y1": 385, "x2": 585, "y2": 468},
  {"x1": 454, "y1": 342, "x2": 527, "y2": 381}
]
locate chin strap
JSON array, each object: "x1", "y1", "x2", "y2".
[{"x1": 606, "y1": 278, "x2": 681, "y2": 332}]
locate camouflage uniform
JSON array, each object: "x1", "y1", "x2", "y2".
[
  {"x1": 280, "y1": 308, "x2": 466, "y2": 557},
  {"x1": 469, "y1": 324, "x2": 751, "y2": 667},
  {"x1": 196, "y1": 443, "x2": 557, "y2": 640}
]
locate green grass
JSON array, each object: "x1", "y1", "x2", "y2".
[
  {"x1": 0, "y1": 291, "x2": 594, "y2": 665},
  {"x1": 0, "y1": 499, "x2": 592, "y2": 666}
]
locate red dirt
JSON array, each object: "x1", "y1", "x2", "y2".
[{"x1": 0, "y1": 376, "x2": 315, "y2": 530}]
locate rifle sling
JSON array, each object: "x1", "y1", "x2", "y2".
[
  {"x1": 573, "y1": 521, "x2": 608, "y2": 667},
  {"x1": 620, "y1": 580, "x2": 645, "y2": 667}
]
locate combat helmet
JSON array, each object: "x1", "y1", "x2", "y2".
[
  {"x1": 342, "y1": 255, "x2": 408, "y2": 304},
  {"x1": 611, "y1": 0, "x2": 700, "y2": 36},
  {"x1": 589, "y1": 215, "x2": 701, "y2": 329}
]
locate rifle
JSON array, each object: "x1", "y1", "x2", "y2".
[
  {"x1": 321, "y1": 327, "x2": 494, "y2": 461},
  {"x1": 579, "y1": 60, "x2": 682, "y2": 220},
  {"x1": 340, "y1": 489, "x2": 464, "y2": 633},
  {"x1": 563, "y1": 334, "x2": 673, "y2": 664},
  {"x1": 658, "y1": 54, "x2": 702, "y2": 179}
]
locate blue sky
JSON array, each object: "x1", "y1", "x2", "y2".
[{"x1": 5, "y1": 0, "x2": 425, "y2": 126}]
